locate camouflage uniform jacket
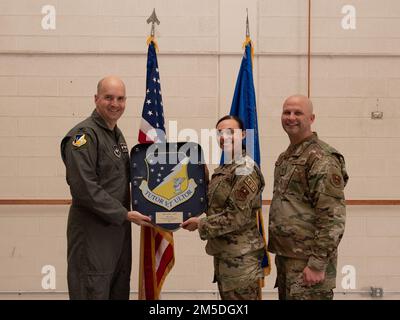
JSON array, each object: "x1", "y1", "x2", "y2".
[
  {"x1": 198, "y1": 155, "x2": 266, "y2": 260},
  {"x1": 268, "y1": 133, "x2": 348, "y2": 272}
]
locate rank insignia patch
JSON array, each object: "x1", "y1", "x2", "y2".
[
  {"x1": 72, "y1": 134, "x2": 87, "y2": 147},
  {"x1": 235, "y1": 186, "x2": 250, "y2": 201}
]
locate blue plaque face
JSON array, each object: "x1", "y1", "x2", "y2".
[{"x1": 130, "y1": 142, "x2": 207, "y2": 231}]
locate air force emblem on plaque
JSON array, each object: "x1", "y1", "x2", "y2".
[
  {"x1": 140, "y1": 155, "x2": 197, "y2": 210},
  {"x1": 131, "y1": 142, "x2": 207, "y2": 232}
]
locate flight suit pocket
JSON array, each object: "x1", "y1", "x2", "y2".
[
  {"x1": 98, "y1": 147, "x2": 121, "y2": 174},
  {"x1": 97, "y1": 155, "x2": 116, "y2": 176}
]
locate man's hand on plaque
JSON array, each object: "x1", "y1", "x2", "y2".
[
  {"x1": 126, "y1": 210, "x2": 153, "y2": 227},
  {"x1": 181, "y1": 216, "x2": 201, "y2": 231}
]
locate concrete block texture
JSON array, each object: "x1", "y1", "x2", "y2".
[{"x1": 0, "y1": 0, "x2": 400, "y2": 299}]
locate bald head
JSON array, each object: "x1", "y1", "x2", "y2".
[
  {"x1": 281, "y1": 94, "x2": 315, "y2": 145},
  {"x1": 97, "y1": 76, "x2": 126, "y2": 95},
  {"x1": 94, "y1": 76, "x2": 127, "y2": 129},
  {"x1": 283, "y1": 94, "x2": 313, "y2": 115}
]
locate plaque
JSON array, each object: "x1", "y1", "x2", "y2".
[{"x1": 130, "y1": 142, "x2": 207, "y2": 231}]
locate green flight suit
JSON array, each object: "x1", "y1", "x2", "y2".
[{"x1": 60, "y1": 110, "x2": 131, "y2": 300}]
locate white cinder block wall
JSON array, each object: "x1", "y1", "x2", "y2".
[{"x1": 0, "y1": 0, "x2": 399, "y2": 299}]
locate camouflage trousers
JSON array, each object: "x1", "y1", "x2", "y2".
[
  {"x1": 274, "y1": 255, "x2": 337, "y2": 300},
  {"x1": 219, "y1": 280, "x2": 261, "y2": 300},
  {"x1": 214, "y1": 251, "x2": 264, "y2": 300}
]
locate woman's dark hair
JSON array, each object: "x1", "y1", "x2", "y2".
[{"x1": 216, "y1": 115, "x2": 245, "y2": 130}]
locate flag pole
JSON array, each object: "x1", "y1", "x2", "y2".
[
  {"x1": 238, "y1": 10, "x2": 271, "y2": 298},
  {"x1": 138, "y1": 8, "x2": 161, "y2": 300},
  {"x1": 138, "y1": 9, "x2": 175, "y2": 300}
]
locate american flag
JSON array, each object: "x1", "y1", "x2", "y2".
[
  {"x1": 138, "y1": 41, "x2": 165, "y2": 144},
  {"x1": 138, "y1": 40, "x2": 175, "y2": 300}
]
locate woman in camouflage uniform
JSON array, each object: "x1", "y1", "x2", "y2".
[{"x1": 182, "y1": 115, "x2": 266, "y2": 300}]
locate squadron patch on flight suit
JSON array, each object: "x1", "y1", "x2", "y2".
[
  {"x1": 72, "y1": 134, "x2": 87, "y2": 147},
  {"x1": 330, "y1": 173, "x2": 342, "y2": 188},
  {"x1": 235, "y1": 186, "x2": 250, "y2": 201},
  {"x1": 244, "y1": 176, "x2": 257, "y2": 193},
  {"x1": 113, "y1": 145, "x2": 121, "y2": 158}
]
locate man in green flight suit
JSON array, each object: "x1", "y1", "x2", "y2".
[
  {"x1": 61, "y1": 76, "x2": 151, "y2": 300},
  {"x1": 268, "y1": 94, "x2": 349, "y2": 300}
]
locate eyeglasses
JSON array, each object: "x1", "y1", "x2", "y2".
[{"x1": 216, "y1": 128, "x2": 242, "y2": 137}]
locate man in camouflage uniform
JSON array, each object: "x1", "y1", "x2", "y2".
[
  {"x1": 268, "y1": 95, "x2": 348, "y2": 300},
  {"x1": 182, "y1": 116, "x2": 265, "y2": 300}
]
